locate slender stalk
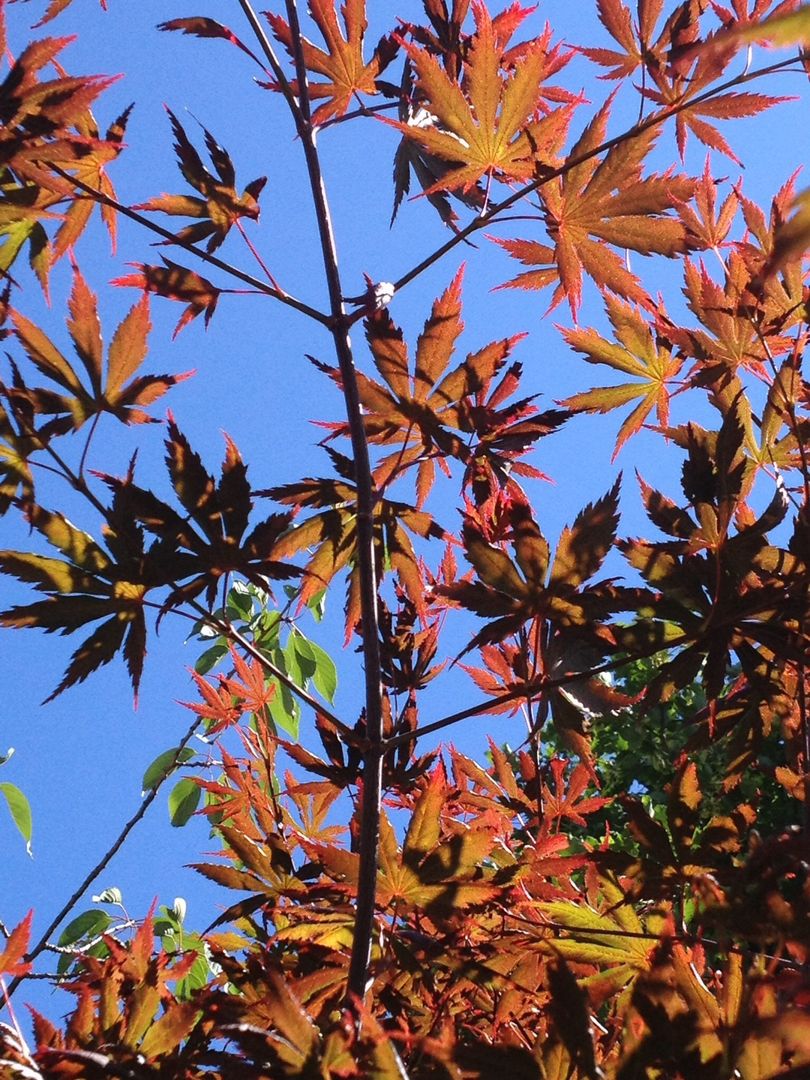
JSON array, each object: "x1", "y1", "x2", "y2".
[
  {"x1": 237, "y1": 0, "x2": 305, "y2": 132},
  {"x1": 281, "y1": 0, "x2": 385, "y2": 1011},
  {"x1": 50, "y1": 168, "x2": 329, "y2": 326},
  {"x1": 4, "y1": 714, "x2": 203, "y2": 1000}
]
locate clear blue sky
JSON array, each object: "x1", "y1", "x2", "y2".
[{"x1": 1, "y1": 0, "x2": 806, "y2": 1020}]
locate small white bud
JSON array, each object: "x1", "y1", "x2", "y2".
[{"x1": 372, "y1": 281, "x2": 395, "y2": 309}]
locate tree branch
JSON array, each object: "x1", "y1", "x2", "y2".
[
  {"x1": 4, "y1": 713, "x2": 204, "y2": 1000},
  {"x1": 282, "y1": 0, "x2": 384, "y2": 1013},
  {"x1": 50, "y1": 168, "x2": 329, "y2": 326},
  {"x1": 386, "y1": 54, "x2": 803, "y2": 300}
]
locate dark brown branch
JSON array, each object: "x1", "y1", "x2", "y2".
[{"x1": 282, "y1": 0, "x2": 385, "y2": 1012}]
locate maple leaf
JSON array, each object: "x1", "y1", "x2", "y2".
[
  {"x1": 186, "y1": 646, "x2": 275, "y2": 734},
  {"x1": 299, "y1": 768, "x2": 504, "y2": 916},
  {"x1": 708, "y1": 0, "x2": 810, "y2": 46},
  {"x1": 50, "y1": 103, "x2": 134, "y2": 263},
  {"x1": 391, "y1": 11, "x2": 577, "y2": 222},
  {"x1": 320, "y1": 270, "x2": 567, "y2": 505},
  {"x1": 542, "y1": 757, "x2": 612, "y2": 829},
  {"x1": 0, "y1": 910, "x2": 33, "y2": 977},
  {"x1": 19, "y1": 0, "x2": 108, "y2": 25},
  {"x1": 8, "y1": 264, "x2": 186, "y2": 434},
  {"x1": 387, "y1": 2, "x2": 574, "y2": 195},
  {"x1": 675, "y1": 155, "x2": 739, "y2": 251},
  {"x1": 0, "y1": 38, "x2": 127, "y2": 287},
  {"x1": 646, "y1": 84, "x2": 792, "y2": 164},
  {"x1": 495, "y1": 101, "x2": 694, "y2": 316},
  {"x1": 158, "y1": 17, "x2": 266, "y2": 69},
  {"x1": 112, "y1": 259, "x2": 221, "y2": 336},
  {"x1": 580, "y1": 0, "x2": 653, "y2": 80},
  {"x1": 133, "y1": 109, "x2": 267, "y2": 253},
  {"x1": 0, "y1": 394, "x2": 35, "y2": 515},
  {"x1": 266, "y1": 0, "x2": 397, "y2": 124},
  {"x1": 584, "y1": 1, "x2": 792, "y2": 160},
  {"x1": 0, "y1": 502, "x2": 156, "y2": 700},
  {"x1": 379, "y1": 587, "x2": 444, "y2": 696},
  {"x1": 536, "y1": 874, "x2": 658, "y2": 975},
  {"x1": 437, "y1": 482, "x2": 624, "y2": 655},
  {"x1": 99, "y1": 421, "x2": 300, "y2": 610},
  {"x1": 616, "y1": 414, "x2": 803, "y2": 707},
  {"x1": 266, "y1": 451, "x2": 445, "y2": 638},
  {"x1": 669, "y1": 257, "x2": 794, "y2": 381},
  {"x1": 560, "y1": 293, "x2": 686, "y2": 458}
]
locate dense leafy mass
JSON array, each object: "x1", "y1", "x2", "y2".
[{"x1": 1, "y1": 0, "x2": 809, "y2": 1077}]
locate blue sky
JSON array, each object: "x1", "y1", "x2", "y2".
[{"x1": 1, "y1": 0, "x2": 807, "y2": 1021}]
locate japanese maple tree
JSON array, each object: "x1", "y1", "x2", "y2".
[{"x1": 1, "y1": 0, "x2": 810, "y2": 1076}]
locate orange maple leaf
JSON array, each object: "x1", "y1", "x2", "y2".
[
  {"x1": 388, "y1": 1, "x2": 572, "y2": 195},
  {"x1": 494, "y1": 98, "x2": 694, "y2": 316},
  {"x1": 267, "y1": 0, "x2": 396, "y2": 124}
]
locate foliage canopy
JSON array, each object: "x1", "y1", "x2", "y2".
[{"x1": 1, "y1": 0, "x2": 810, "y2": 1077}]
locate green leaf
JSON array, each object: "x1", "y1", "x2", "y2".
[
  {"x1": 56, "y1": 909, "x2": 111, "y2": 952},
  {"x1": 225, "y1": 580, "x2": 253, "y2": 621},
  {"x1": 306, "y1": 588, "x2": 326, "y2": 622},
  {"x1": 290, "y1": 631, "x2": 318, "y2": 683},
  {"x1": 168, "y1": 777, "x2": 202, "y2": 827},
  {"x1": 268, "y1": 679, "x2": 300, "y2": 739},
  {"x1": 0, "y1": 781, "x2": 32, "y2": 855},
  {"x1": 142, "y1": 747, "x2": 197, "y2": 792},
  {"x1": 194, "y1": 640, "x2": 229, "y2": 675},
  {"x1": 254, "y1": 609, "x2": 282, "y2": 647},
  {"x1": 307, "y1": 638, "x2": 338, "y2": 703},
  {"x1": 55, "y1": 909, "x2": 112, "y2": 977}
]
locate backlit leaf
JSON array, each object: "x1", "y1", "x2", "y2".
[
  {"x1": 267, "y1": 0, "x2": 396, "y2": 124},
  {"x1": 168, "y1": 777, "x2": 202, "y2": 827},
  {"x1": 0, "y1": 781, "x2": 32, "y2": 854}
]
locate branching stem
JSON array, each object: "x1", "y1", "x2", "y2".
[
  {"x1": 4, "y1": 714, "x2": 204, "y2": 1000},
  {"x1": 49, "y1": 168, "x2": 329, "y2": 326}
]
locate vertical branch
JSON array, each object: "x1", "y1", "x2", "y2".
[{"x1": 280, "y1": 0, "x2": 385, "y2": 1009}]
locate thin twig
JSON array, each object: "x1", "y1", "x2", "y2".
[
  {"x1": 237, "y1": 0, "x2": 306, "y2": 133},
  {"x1": 192, "y1": 604, "x2": 359, "y2": 743},
  {"x1": 319, "y1": 99, "x2": 400, "y2": 131},
  {"x1": 4, "y1": 713, "x2": 204, "y2": 1000},
  {"x1": 49, "y1": 168, "x2": 329, "y2": 326},
  {"x1": 382, "y1": 634, "x2": 695, "y2": 752},
  {"x1": 386, "y1": 54, "x2": 802, "y2": 302}
]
